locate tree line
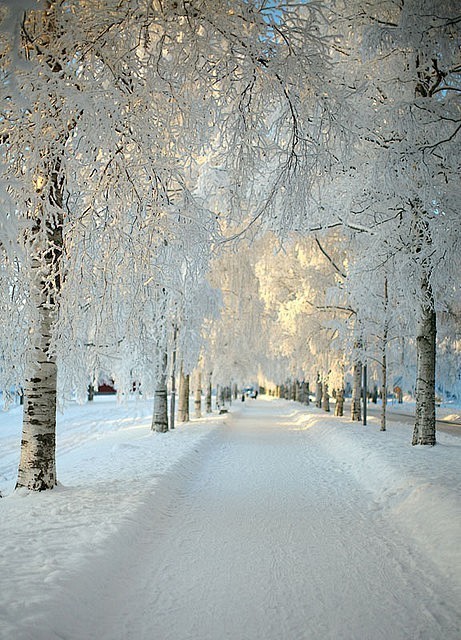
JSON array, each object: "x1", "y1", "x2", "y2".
[{"x1": 0, "y1": 0, "x2": 459, "y2": 491}]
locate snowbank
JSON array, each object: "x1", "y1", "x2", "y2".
[
  {"x1": 288, "y1": 404, "x2": 461, "y2": 597},
  {"x1": 0, "y1": 397, "x2": 224, "y2": 640}
]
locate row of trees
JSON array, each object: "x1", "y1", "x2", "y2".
[
  {"x1": 1, "y1": 0, "x2": 334, "y2": 490},
  {"x1": 206, "y1": 229, "x2": 460, "y2": 431},
  {"x1": 0, "y1": 0, "x2": 459, "y2": 491},
  {"x1": 205, "y1": 0, "x2": 461, "y2": 442}
]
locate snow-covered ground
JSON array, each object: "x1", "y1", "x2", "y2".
[{"x1": 0, "y1": 396, "x2": 460, "y2": 639}]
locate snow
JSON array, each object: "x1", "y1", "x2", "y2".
[{"x1": 0, "y1": 396, "x2": 460, "y2": 639}]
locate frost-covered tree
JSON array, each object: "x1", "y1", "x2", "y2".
[
  {"x1": 317, "y1": 0, "x2": 461, "y2": 444},
  {"x1": 1, "y1": 0, "x2": 334, "y2": 488},
  {"x1": 204, "y1": 242, "x2": 268, "y2": 389},
  {"x1": 253, "y1": 232, "x2": 351, "y2": 394}
]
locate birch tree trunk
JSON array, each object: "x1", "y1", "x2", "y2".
[
  {"x1": 16, "y1": 6, "x2": 65, "y2": 491},
  {"x1": 169, "y1": 326, "x2": 177, "y2": 430},
  {"x1": 322, "y1": 383, "x2": 330, "y2": 412},
  {"x1": 16, "y1": 286, "x2": 58, "y2": 490},
  {"x1": 17, "y1": 168, "x2": 63, "y2": 489},
  {"x1": 381, "y1": 349, "x2": 387, "y2": 432},
  {"x1": 410, "y1": 207, "x2": 437, "y2": 445},
  {"x1": 194, "y1": 371, "x2": 202, "y2": 419},
  {"x1": 152, "y1": 348, "x2": 168, "y2": 433},
  {"x1": 178, "y1": 365, "x2": 183, "y2": 413},
  {"x1": 315, "y1": 375, "x2": 322, "y2": 408},
  {"x1": 301, "y1": 381, "x2": 310, "y2": 405},
  {"x1": 334, "y1": 388, "x2": 344, "y2": 416},
  {"x1": 412, "y1": 296, "x2": 437, "y2": 445},
  {"x1": 205, "y1": 372, "x2": 212, "y2": 413},
  {"x1": 178, "y1": 366, "x2": 190, "y2": 422},
  {"x1": 351, "y1": 361, "x2": 362, "y2": 421},
  {"x1": 381, "y1": 277, "x2": 389, "y2": 431}
]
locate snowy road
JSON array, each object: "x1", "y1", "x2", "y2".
[
  {"x1": 62, "y1": 400, "x2": 459, "y2": 640},
  {"x1": 2, "y1": 398, "x2": 459, "y2": 640}
]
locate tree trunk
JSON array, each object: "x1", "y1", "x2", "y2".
[
  {"x1": 152, "y1": 348, "x2": 168, "y2": 433},
  {"x1": 322, "y1": 382, "x2": 330, "y2": 412},
  {"x1": 351, "y1": 361, "x2": 362, "y2": 421},
  {"x1": 315, "y1": 374, "x2": 322, "y2": 408},
  {"x1": 412, "y1": 302, "x2": 437, "y2": 445},
  {"x1": 169, "y1": 326, "x2": 178, "y2": 430},
  {"x1": 294, "y1": 380, "x2": 300, "y2": 402},
  {"x1": 219, "y1": 385, "x2": 225, "y2": 407},
  {"x1": 335, "y1": 388, "x2": 344, "y2": 416},
  {"x1": 205, "y1": 372, "x2": 212, "y2": 413},
  {"x1": 381, "y1": 350, "x2": 387, "y2": 431},
  {"x1": 362, "y1": 363, "x2": 367, "y2": 426},
  {"x1": 16, "y1": 154, "x2": 64, "y2": 490},
  {"x1": 184, "y1": 376, "x2": 190, "y2": 421},
  {"x1": 16, "y1": 298, "x2": 58, "y2": 491},
  {"x1": 381, "y1": 279, "x2": 388, "y2": 431},
  {"x1": 178, "y1": 366, "x2": 190, "y2": 422},
  {"x1": 194, "y1": 371, "x2": 202, "y2": 419},
  {"x1": 410, "y1": 204, "x2": 437, "y2": 445}
]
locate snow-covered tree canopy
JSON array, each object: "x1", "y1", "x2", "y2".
[
  {"x1": 0, "y1": 0, "x2": 338, "y2": 400},
  {"x1": 0, "y1": 0, "x2": 458, "y2": 486}
]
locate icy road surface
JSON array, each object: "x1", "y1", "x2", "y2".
[{"x1": 88, "y1": 402, "x2": 458, "y2": 639}]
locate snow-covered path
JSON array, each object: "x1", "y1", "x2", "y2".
[
  {"x1": 1, "y1": 397, "x2": 460, "y2": 640},
  {"x1": 55, "y1": 400, "x2": 458, "y2": 640}
]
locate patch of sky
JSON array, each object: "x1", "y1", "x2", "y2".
[
  {"x1": 247, "y1": 0, "x2": 308, "y2": 53},
  {"x1": 255, "y1": 0, "x2": 309, "y2": 23}
]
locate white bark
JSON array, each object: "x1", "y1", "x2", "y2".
[
  {"x1": 412, "y1": 300, "x2": 437, "y2": 445},
  {"x1": 16, "y1": 4, "x2": 65, "y2": 491},
  {"x1": 152, "y1": 348, "x2": 168, "y2": 433},
  {"x1": 16, "y1": 257, "x2": 58, "y2": 490},
  {"x1": 351, "y1": 361, "x2": 362, "y2": 422}
]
